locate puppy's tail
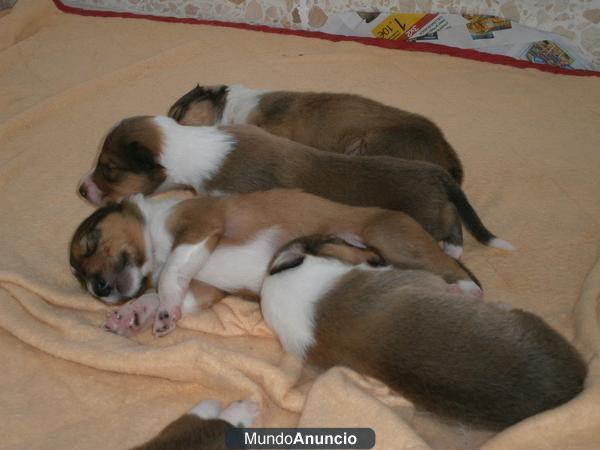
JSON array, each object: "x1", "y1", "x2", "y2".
[{"x1": 445, "y1": 179, "x2": 514, "y2": 251}]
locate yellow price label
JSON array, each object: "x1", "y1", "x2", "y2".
[{"x1": 371, "y1": 14, "x2": 426, "y2": 40}]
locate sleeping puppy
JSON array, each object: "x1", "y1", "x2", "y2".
[
  {"x1": 133, "y1": 399, "x2": 259, "y2": 450},
  {"x1": 69, "y1": 189, "x2": 481, "y2": 337},
  {"x1": 261, "y1": 235, "x2": 587, "y2": 430},
  {"x1": 78, "y1": 116, "x2": 513, "y2": 258},
  {"x1": 167, "y1": 84, "x2": 464, "y2": 184}
]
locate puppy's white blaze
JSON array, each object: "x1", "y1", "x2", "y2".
[
  {"x1": 189, "y1": 399, "x2": 222, "y2": 419},
  {"x1": 261, "y1": 255, "x2": 353, "y2": 358},
  {"x1": 488, "y1": 237, "x2": 515, "y2": 251},
  {"x1": 123, "y1": 266, "x2": 143, "y2": 298},
  {"x1": 153, "y1": 116, "x2": 235, "y2": 192},
  {"x1": 218, "y1": 400, "x2": 260, "y2": 428},
  {"x1": 219, "y1": 85, "x2": 268, "y2": 125},
  {"x1": 457, "y1": 280, "x2": 483, "y2": 298},
  {"x1": 443, "y1": 242, "x2": 463, "y2": 259},
  {"x1": 195, "y1": 227, "x2": 281, "y2": 293}
]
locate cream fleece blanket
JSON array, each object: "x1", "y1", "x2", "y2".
[{"x1": 1, "y1": 1, "x2": 599, "y2": 449}]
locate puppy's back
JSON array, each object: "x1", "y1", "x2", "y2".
[
  {"x1": 256, "y1": 91, "x2": 464, "y2": 183},
  {"x1": 309, "y1": 270, "x2": 587, "y2": 429}
]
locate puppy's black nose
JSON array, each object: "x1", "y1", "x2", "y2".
[
  {"x1": 93, "y1": 278, "x2": 111, "y2": 297},
  {"x1": 79, "y1": 184, "x2": 88, "y2": 198}
]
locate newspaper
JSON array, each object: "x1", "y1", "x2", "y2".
[{"x1": 319, "y1": 12, "x2": 592, "y2": 71}]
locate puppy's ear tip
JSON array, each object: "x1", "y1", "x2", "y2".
[
  {"x1": 337, "y1": 232, "x2": 366, "y2": 249},
  {"x1": 269, "y1": 249, "x2": 305, "y2": 276}
]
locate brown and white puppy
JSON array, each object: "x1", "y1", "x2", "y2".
[
  {"x1": 133, "y1": 399, "x2": 259, "y2": 450},
  {"x1": 261, "y1": 235, "x2": 588, "y2": 429},
  {"x1": 168, "y1": 84, "x2": 464, "y2": 183},
  {"x1": 78, "y1": 116, "x2": 513, "y2": 258},
  {"x1": 69, "y1": 189, "x2": 481, "y2": 337}
]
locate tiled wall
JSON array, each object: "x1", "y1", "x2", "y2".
[{"x1": 44, "y1": 1, "x2": 600, "y2": 68}]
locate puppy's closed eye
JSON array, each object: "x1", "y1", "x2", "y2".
[
  {"x1": 367, "y1": 255, "x2": 387, "y2": 267},
  {"x1": 100, "y1": 164, "x2": 119, "y2": 181},
  {"x1": 84, "y1": 230, "x2": 99, "y2": 257}
]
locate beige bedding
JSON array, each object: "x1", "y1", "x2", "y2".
[{"x1": 1, "y1": 1, "x2": 599, "y2": 449}]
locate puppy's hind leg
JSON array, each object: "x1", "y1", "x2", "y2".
[
  {"x1": 219, "y1": 400, "x2": 260, "y2": 428},
  {"x1": 363, "y1": 211, "x2": 480, "y2": 295},
  {"x1": 439, "y1": 202, "x2": 463, "y2": 259}
]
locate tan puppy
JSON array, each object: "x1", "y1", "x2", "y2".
[
  {"x1": 69, "y1": 190, "x2": 481, "y2": 337},
  {"x1": 78, "y1": 116, "x2": 513, "y2": 258},
  {"x1": 168, "y1": 84, "x2": 464, "y2": 183},
  {"x1": 261, "y1": 235, "x2": 587, "y2": 429},
  {"x1": 133, "y1": 399, "x2": 259, "y2": 450}
]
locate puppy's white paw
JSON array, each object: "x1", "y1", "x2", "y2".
[
  {"x1": 153, "y1": 306, "x2": 182, "y2": 337},
  {"x1": 219, "y1": 399, "x2": 260, "y2": 428},
  {"x1": 442, "y1": 242, "x2": 463, "y2": 259},
  {"x1": 493, "y1": 301, "x2": 513, "y2": 311},
  {"x1": 458, "y1": 280, "x2": 483, "y2": 299},
  {"x1": 189, "y1": 399, "x2": 222, "y2": 419}
]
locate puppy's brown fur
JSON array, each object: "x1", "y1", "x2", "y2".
[
  {"x1": 167, "y1": 190, "x2": 476, "y2": 286},
  {"x1": 70, "y1": 190, "x2": 479, "y2": 308},
  {"x1": 266, "y1": 236, "x2": 587, "y2": 429},
  {"x1": 82, "y1": 118, "x2": 508, "y2": 252},
  {"x1": 169, "y1": 85, "x2": 464, "y2": 183}
]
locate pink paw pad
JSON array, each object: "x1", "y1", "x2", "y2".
[
  {"x1": 153, "y1": 306, "x2": 182, "y2": 337},
  {"x1": 103, "y1": 305, "x2": 145, "y2": 337}
]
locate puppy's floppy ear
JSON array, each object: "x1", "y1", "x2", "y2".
[
  {"x1": 269, "y1": 244, "x2": 306, "y2": 275},
  {"x1": 126, "y1": 141, "x2": 159, "y2": 172},
  {"x1": 206, "y1": 85, "x2": 228, "y2": 100}
]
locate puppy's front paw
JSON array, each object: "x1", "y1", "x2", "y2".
[
  {"x1": 457, "y1": 280, "x2": 483, "y2": 299},
  {"x1": 153, "y1": 306, "x2": 182, "y2": 337},
  {"x1": 219, "y1": 400, "x2": 260, "y2": 428}
]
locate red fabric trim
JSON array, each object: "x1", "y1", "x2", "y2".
[{"x1": 51, "y1": 0, "x2": 599, "y2": 78}]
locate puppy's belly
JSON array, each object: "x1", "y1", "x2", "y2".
[{"x1": 193, "y1": 227, "x2": 281, "y2": 294}]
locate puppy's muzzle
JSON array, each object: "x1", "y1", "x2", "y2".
[{"x1": 78, "y1": 172, "x2": 105, "y2": 204}]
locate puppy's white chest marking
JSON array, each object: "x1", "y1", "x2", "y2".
[
  {"x1": 194, "y1": 227, "x2": 282, "y2": 293},
  {"x1": 261, "y1": 257, "x2": 353, "y2": 359}
]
